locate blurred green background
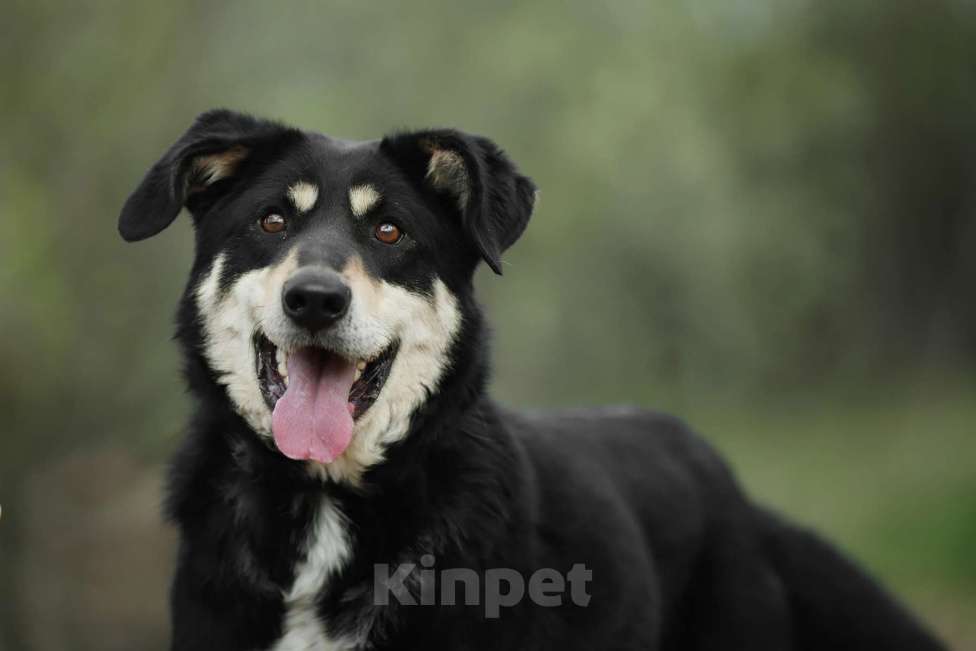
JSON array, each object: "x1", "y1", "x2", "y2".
[{"x1": 2, "y1": 1, "x2": 974, "y2": 649}]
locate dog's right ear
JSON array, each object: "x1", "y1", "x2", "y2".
[{"x1": 118, "y1": 109, "x2": 291, "y2": 242}]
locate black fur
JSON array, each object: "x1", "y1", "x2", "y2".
[{"x1": 119, "y1": 110, "x2": 947, "y2": 650}]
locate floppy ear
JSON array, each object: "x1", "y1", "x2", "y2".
[
  {"x1": 380, "y1": 129, "x2": 536, "y2": 274},
  {"x1": 118, "y1": 109, "x2": 292, "y2": 242}
]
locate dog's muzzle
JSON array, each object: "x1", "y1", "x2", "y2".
[{"x1": 256, "y1": 265, "x2": 398, "y2": 464}]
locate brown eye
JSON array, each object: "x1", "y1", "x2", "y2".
[
  {"x1": 374, "y1": 222, "x2": 403, "y2": 244},
  {"x1": 260, "y1": 213, "x2": 286, "y2": 233}
]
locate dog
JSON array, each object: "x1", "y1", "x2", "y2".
[{"x1": 118, "y1": 109, "x2": 946, "y2": 650}]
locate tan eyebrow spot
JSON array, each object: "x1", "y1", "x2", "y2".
[
  {"x1": 287, "y1": 181, "x2": 319, "y2": 214},
  {"x1": 349, "y1": 184, "x2": 381, "y2": 217}
]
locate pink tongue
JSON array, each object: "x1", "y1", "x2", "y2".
[{"x1": 272, "y1": 348, "x2": 356, "y2": 463}]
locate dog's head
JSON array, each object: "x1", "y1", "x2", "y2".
[{"x1": 119, "y1": 110, "x2": 535, "y2": 481}]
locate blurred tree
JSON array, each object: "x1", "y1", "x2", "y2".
[{"x1": 818, "y1": 0, "x2": 976, "y2": 364}]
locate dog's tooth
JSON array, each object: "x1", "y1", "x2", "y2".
[
  {"x1": 283, "y1": 374, "x2": 289, "y2": 387},
  {"x1": 357, "y1": 360, "x2": 366, "y2": 371},
  {"x1": 354, "y1": 367, "x2": 363, "y2": 381},
  {"x1": 276, "y1": 351, "x2": 288, "y2": 378}
]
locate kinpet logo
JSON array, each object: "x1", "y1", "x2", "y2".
[{"x1": 374, "y1": 555, "x2": 593, "y2": 618}]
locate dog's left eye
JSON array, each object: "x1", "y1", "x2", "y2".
[
  {"x1": 260, "y1": 213, "x2": 287, "y2": 233},
  {"x1": 374, "y1": 222, "x2": 403, "y2": 244}
]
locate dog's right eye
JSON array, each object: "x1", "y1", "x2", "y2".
[{"x1": 260, "y1": 213, "x2": 287, "y2": 233}]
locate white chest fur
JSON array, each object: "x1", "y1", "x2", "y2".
[{"x1": 269, "y1": 499, "x2": 354, "y2": 651}]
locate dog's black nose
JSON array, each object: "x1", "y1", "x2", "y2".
[{"x1": 282, "y1": 268, "x2": 351, "y2": 332}]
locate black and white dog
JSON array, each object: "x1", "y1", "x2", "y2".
[{"x1": 119, "y1": 110, "x2": 945, "y2": 650}]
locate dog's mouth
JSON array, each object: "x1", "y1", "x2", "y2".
[{"x1": 254, "y1": 333, "x2": 398, "y2": 463}]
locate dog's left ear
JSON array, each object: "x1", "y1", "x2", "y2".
[{"x1": 381, "y1": 129, "x2": 536, "y2": 274}]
